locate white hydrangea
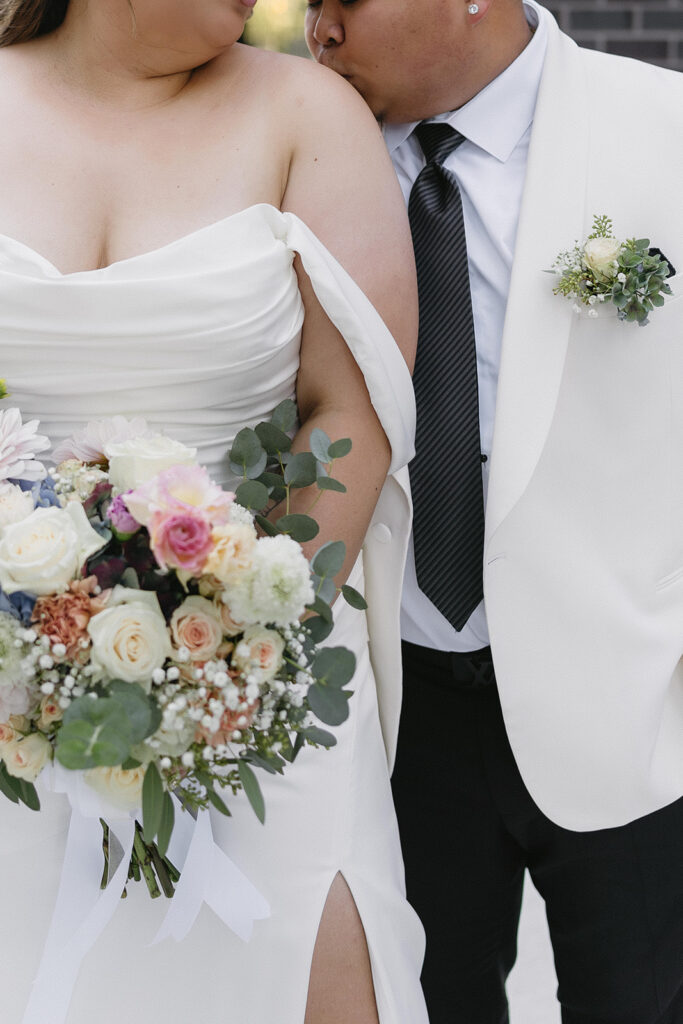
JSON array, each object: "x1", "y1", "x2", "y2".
[{"x1": 224, "y1": 534, "x2": 314, "y2": 627}]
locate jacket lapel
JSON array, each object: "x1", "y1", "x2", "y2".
[{"x1": 485, "y1": 22, "x2": 590, "y2": 547}]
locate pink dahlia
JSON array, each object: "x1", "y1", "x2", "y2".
[{"x1": 0, "y1": 408, "x2": 50, "y2": 483}]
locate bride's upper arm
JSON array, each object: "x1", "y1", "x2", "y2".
[{"x1": 280, "y1": 61, "x2": 417, "y2": 372}]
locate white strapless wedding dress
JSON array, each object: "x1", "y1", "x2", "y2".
[{"x1": 0, "y1": 204, "x2": 428, "y2": 1024}]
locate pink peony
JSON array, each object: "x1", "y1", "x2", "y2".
[
  {"x1": 51, "y1": 416, "x2": 150, "y2": 466},
  {"x1": 149, "y1": 509, "x2": 213, "y2": 575},
  {"x1": 126, "y1": 464, "x2": 233, "y2": 529}
]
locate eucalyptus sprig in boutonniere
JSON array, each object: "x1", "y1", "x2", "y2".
[{"x1": 551, "y1": 215, "x2": 675, "y2": 326}]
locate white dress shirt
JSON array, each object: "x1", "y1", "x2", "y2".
[{"x1": 385, "y1": 0, "x2": 549, "y2": 653}]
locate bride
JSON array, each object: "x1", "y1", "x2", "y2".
[{"x1": 0, "y1": 1, "x2": 429, "y2": 1022}]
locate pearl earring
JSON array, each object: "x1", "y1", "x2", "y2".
[{"x1": 468, "y1": 3, "x2": 480, "y2": 12}]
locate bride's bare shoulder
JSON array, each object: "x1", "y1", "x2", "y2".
[{"x1": 211, "y1": 44, "x2": 376, "y2": 133}]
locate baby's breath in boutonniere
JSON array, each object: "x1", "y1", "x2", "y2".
[{"x1": 551, "y1": 215, "x2": 674, "y2": 326}]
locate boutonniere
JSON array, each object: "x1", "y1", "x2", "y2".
[{"x1": 550, "y1": 215, "x2": 675, "y2": 326}]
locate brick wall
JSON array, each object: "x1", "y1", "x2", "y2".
[{"x1": 546, "y1": 0, "x2": 683, "y2": 70}]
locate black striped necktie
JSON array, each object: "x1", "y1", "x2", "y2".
[{"x1": 408, "y1": 121, "x2": 485, "y2": 631}]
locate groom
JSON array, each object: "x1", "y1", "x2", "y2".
[{"x1": 306, "y1": 1, "x2": 683, "y2": 1021}]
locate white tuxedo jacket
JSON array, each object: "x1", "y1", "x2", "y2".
[{"x1": 366, "y1": 16, "x2": 683, "y2": 832}]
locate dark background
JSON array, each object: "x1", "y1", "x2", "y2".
[{"x1": 547, "y1": 0, "x2": 683, "y2": 70}]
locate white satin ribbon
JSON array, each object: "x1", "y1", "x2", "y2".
[{"x1": 23, "y1": 767, "x2": 270, "y2": 1024}]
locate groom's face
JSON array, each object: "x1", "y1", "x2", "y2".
[{"x1": 304, "y1": 0, "x2": 470, "y2": 123}]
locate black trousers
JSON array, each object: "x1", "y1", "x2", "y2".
[{"x1": 392, "y1": 641, "x2": 683, "y2": 1024}]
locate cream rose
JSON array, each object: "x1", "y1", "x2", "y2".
[
  {"x1": 233, "y1": 626, "x2": 285, "y2": 684},
  {"x1": 107, "y1": 435, "x2": 197, "y2": 492},
  {"x1": 170, "y1": 595, "x2": 223, "y2": 662},
  {"x1": 37, "y1": 694, "x2": 64, "y2": 730},
  {"x1": 0, "y1": 718, "x2": 20, "y2": 747},
  {"x1": 0, "y1": 482, "x2": 34, "y2": 529},
  {"x1": 84, "y1": 764, "x2": 146, "y2": 812},
  {"x1": 88, "y1": 587, "x2": 172, "y2": 689},
  {"x1": 583, "y1": 236, "x2": 622, "y2": 282},
  {"x1": 2, "y1": 731, "x2": 50, "y2": 782},
  {"x1": 0, "y1": 502, "x2": 106, "y2": 596},
  {"x1": 204, "y1": 523, "x2": 257, "y2": 586}
]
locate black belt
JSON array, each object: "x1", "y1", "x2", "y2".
[{"x1": 402, "y1": 640, "x2": 496, "y2": 690}]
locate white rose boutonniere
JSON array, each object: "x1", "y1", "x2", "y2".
[{"x1": 551, "y1": 214, "x2": 675, "y2": 326}]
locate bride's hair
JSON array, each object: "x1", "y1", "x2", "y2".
[{"x1": 0, "y1": 0, "x2": 69, "y2": 46}]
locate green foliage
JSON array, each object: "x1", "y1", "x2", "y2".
[
  {"x1": 552, "y1": 214, "x2": 673, "y2": 326},
  {"x1": 56, "y1": 683, "x2": 160, "y2": 770}
]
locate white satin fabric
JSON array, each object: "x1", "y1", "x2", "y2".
[{"x1": 0, "y1": 204, "x2": 427, "y2": 1024}]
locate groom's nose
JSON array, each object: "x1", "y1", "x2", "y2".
[{"x1": 307, "y1": 6, "x2": 345, "y2": 49}]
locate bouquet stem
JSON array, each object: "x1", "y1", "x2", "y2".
[{"x1": 99, "y1": 820, "x2": 180, "y2": 900}]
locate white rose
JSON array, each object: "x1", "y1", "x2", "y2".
[
  {"x1": 2, "y1": 731, "x2": 51, "y2": 782},
  {"x1": 0, "y1": 502, "x2": 106, "y2": 596},
  {"x1": 88, "y1": 587, "x2": 172, "y2": 689},
  {"x1": 107, "y1": 435, "x2": 197, "y2": 492},
  {"x1": 583, "y1": 236, "x2": 622, "y2": 282},
  {"x1": 0, "y1": 482, "x2": 34, "y2": 528},
  {"x1": 84, "y1": 764, "x2": 146, "y2": 812},
  {"x1": 232, "y1": 626, "x2": 285, "y2": 684}
]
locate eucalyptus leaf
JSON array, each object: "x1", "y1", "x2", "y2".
[
  {"x1": 255, "y1": 421, "x2": 292, "y2": 455},
  {"x1": 276, "y1": 513, "x2": 319, "y2": 542},
  {"x1": 309, "y1": 427, "x2": 332, "y2": 463},
  {"x1": 305, "y1": 615, "x2": 334, "y2": 644},
  {"x1": 306, "y1": 595, "x2": 333, "y2": 624},
  {"x1": 142, "y1": 761, "x2": 164, "y2": 844},
  {"x1": 108, "y1": 680, "x2": 161, "y2": 744},
  {"x1": 341, "y1": 584, "x2": 368, "y2": 610},
  {"x1": 238, "y1": 760, "x2": 265, "y2": 824},
  {"x1": 313, "y1": 646, "x2": 356, "y2": 689},
  {"x1": 255, "y1": 514, "x2": 279, "y2": 537},
  {"x1": 307, "y1": 683, "x2": 351, "y2": 726},
  {"x1": 235, "y1": 479, "x2": 270, "y2": 511},
  {"x1": 311, "y1": 540, "x2": 346, "y2": 578},
  {"x1": 316, "y1": 476, "x2": 347, "y2": 493},
  {"x1": 301, "y1": 726, "x2": 337, "y2": 748},
  {"x1": 229, "y1": 428, "x2": 266, "y2": 472},
  {"x1": 245, "y1": 750, "x2": 285, "y2": 775},
  {"x1": 313, "y1": 575, "x2": 337, "y2": 605},
  {"x1": 270, "y1": 398, "x2": 298, "y2": 433},
  {"x1": 57, "y1": 697, "x2": 133, "y2": 770},
  {"x1": 284, "y1": 452, "x2": 318, "y2": 488},
  {"x1": 327, "y1": 438, "x2": 352, "y2": 459}
]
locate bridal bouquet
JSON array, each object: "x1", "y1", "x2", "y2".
[{"x1": 0, "y1": 402, "x2": 362, "y2": 899}]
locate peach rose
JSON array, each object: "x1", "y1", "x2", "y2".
[
  {"x1": 215, "y1": 598, "x2": 245, "y2": 638},
  {"x1": 170, "y1": 596, "x2": 223, "y2": 662},
  {"x1": 232, "y1": 626, "x2": 285, "y2": 685}
]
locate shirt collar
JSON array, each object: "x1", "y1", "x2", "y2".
[{"x1": 383, "y1": 0, "x2": 549, "y2": 163}]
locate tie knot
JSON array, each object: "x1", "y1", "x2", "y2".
[{"x1": 414, "y1": 122, "x2": 465, "y2": 166}]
